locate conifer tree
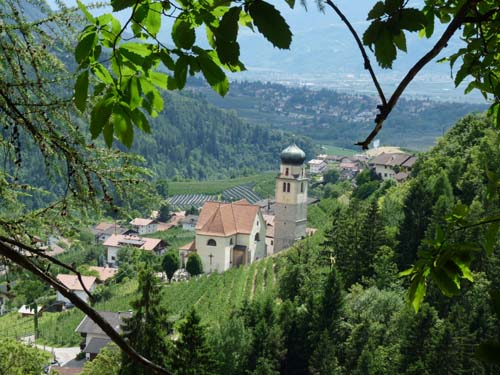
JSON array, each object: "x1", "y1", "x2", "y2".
[
  {"x1": 120, "y1": 267, "x2": 172, "y2": 375},
  {"x1": 173, "y1": 308, "x2": 217, "y2": 375},
  {"x1": 186, "y1": 253, "x2": 203, "y2": 276}
]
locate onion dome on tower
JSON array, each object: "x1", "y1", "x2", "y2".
[{"x1": 280, "y1": 144, "x2": 306, "y2": 165}]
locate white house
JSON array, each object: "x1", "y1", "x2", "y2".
[
  {"x1": 194, "y1": 199, "x2": 267, "y2": 273},
  {"x1": 369, "y1": 153, "x2": 416, "y2": 180},
  {"x1": 130, "y1": 218, "x2": 158, "y2": 235},
  {"x1": 307, "y1": 159, "x2": 327, "y2": 174},
  {"x1": 103, "y1": 234, "x2": 165, "y2": 267},
  {"x1": 91, "y1": 222, "x2": 128, "y2": 243},
  {"x1": 56, "y1": 274, "x2": 96, "y2": 304},
  {"x1": 75, "y1": 311, "x2": 131, "y2": 360},
  {"x1": 180, "y1": 215, "x2": 199, "y2": 231}
]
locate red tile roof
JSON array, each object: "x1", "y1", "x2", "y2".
[
  {"x1": 196, "y1": 200, "x2": 260, "y2": 236},
  {"x1": 89, "y1": 266, "x2": 118, "y2": 281},
  {"x1": 56, "y1": 274, "x2": 96, "y2": 291}
]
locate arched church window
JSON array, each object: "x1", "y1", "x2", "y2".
[
  {"x1": 207, "y1": 239, "x2": 216, "y2": 246},
  {"x1": 255, "y1": 233, "x2": 260, "y2": 241},
  {"x1": 287, "y1": 183, "x2": 290, "y2": 192},
  {"x1": 301, "y1": 182, "x2": 304, "y2": 193},
  {"x1": 285, "y1": 168, "x2": 289, "y2": 176},
  {"x1": 230, "y1": 238, "x2": 233, "y2": 245},
  {"x1": 283, "y1": 182, "x2": 286, "y2": 192}
]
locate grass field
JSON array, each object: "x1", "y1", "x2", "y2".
[
  {"x1": 318, "y1": 144, "x2": 358, "y2": 156},
  {"x1": 168, "y1": 172, "x2": 276, "y2": 196}
]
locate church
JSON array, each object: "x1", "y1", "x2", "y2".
[{"x1": 185, "y1": 143, "x2": 308, "y2": 273}]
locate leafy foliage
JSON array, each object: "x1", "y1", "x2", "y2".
[{"x1": 74, "y1": 0, "x2": 294, "y2": 147}]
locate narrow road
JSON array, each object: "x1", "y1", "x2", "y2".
[{"x1": 21, "y1": 335, "x2": 80, "y2": 365}]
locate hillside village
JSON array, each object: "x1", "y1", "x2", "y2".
[{"x1": 0, "y1": 143, "x2": 419, "y2": 373}]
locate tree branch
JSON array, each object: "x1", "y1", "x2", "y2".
[
  {"x1": 324, "y1": 0, "x2": 387, "y2": 107},
  {"x1": 354, "y1": 0, "x2": 474, "y2": 149},
  {"x1": 0, "y1": 241, "x2": 172, "y2": 375}
]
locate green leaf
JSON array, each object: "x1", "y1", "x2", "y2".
[
  {"x1": 113, "y1": 104, "x2": 134, "y2": 148},
  {"x1": 430, "y1": 268, "x2": 460, "y2": 297},
  {"x1": 75, "y1": 31, "x2": 97, "y2": 64},
  {"x1": 248, "y1": 1, "x2": 292, "y2": 49},
  {"x1": 76, "y1": 0, "x2": 94, "y2": 23},
  {"x1": 408, "y1": 273, "x2": 426, "y2": 312},
  {"x1": 239, "y1": 11, "x2": 254, "y2": 30},
  {"x1": 284, "y1": 0, "x2": 295, "y2": 8},
  {"x1": 197, "y1": 52, "x2": 229, "y2": 96},
  {"x1": 174, "y1": 55, "x2": 189, "y2": 89},
  {"x1": 367, "y1": 1, "x2": 385, "y2": 20},
  {"x1": 374, "y1": 27, "x2": 396, "y2": 68},
  {"x1": 451, "y1": 256, "x2": 474, "y2": 282},
  {"x1": 219, "y1": 7, "x2": 241, "y2": 42},
  {"x1": 399, "y1": 8, "x2": 426, "y2": 32},
  {"x1": 103, "y1": 119, "x2": 114, "y2": 148},
  {"x1": 172, "y1": 17, "x2": 196, "y2": 49},
  {"x1": 110, "y1": 0, "x2": 136, "y2": 12},
  {"x1": 144, "y1": 2, "x2": 162, "y2": 37},
  {"x1": 139, "y1": 78, "x2": 164, "y2": 114},
  {"x1": 159, "y1": 50, "x2": 175, "y2": 70},
  {"x1": 484, "y1": 222, "x2": 499, "y2": 255},
  {"x1": 130, "y1": 108, "x2": 151, "y2": 133},
  {"x1": 399, "y1": 267, "x2": 414, "y2": 277},
  {"x1": 74, "y1": 70, "x2": 89, "y2": 113},
  {"x1": 454, "y1": 63, "x2": 470, "y2": 87},
  {"x1": 119, "y1": 42, "x2": 151, "y2": 66},
  {"x1": 149, "y1": 71, "x2": 177, "y2": 90},
  {"x1": 363, "y1": 20, "x2": 382, "y2": 47},
  {"x1": 393, "y1": 31, "x2": 407, "y2": 52},
  {"x1": 127, "y1": 77, "x2": 142, "y2": 110},
  {"x1": 90, "y1": 96, "x2": 114, "y2": 140},
  {"x1": 91, "y1": 63, "x2": 114, "y2": 84}
]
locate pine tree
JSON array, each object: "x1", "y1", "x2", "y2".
[
  {"x1": 173, "y1": 308, "x2": 217, "y2": 375},
  {"x1": 162, "y1": 250, "x2": 180, "y2": 281},
  {"x1": 119, "y1": 267, "x2": 172, "y2": 375}
]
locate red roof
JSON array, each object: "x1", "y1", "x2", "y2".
[
  {"x1": 56, "y1": 274, "x2": 96, "y2": 291},
  {"x1": 89, "y1": 266, "x2": 118, "y2": 281},
  {"x1": 196, "y1": 200, "x2": 260, "y2": 236}
]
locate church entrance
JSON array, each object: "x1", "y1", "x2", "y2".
[{"x1": 232, "y1": 245, "x2": 247, "y2": 267}]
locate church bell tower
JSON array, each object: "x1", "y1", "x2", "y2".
[{"x1": 274, "y1": 144, "x2": 308, "y2": 252}]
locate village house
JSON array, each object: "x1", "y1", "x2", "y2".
[
  {"x1": 55, "y1": 274, "x2": 97, "y2": 304},
  {"x1": 75, "y1": 311, "x2": 131, "y2": 360},
  {"x1": 180, "y1": 214, "x2": 199, "y2": 231},
  {"x1": 18, "y1": 304, "x2": 43, "y2": 318},
  {"x1": 91, "y1": 222, "x2": 128, "y2": 243},
  {"x1": 104, "y1": 234, "x2": 165, "y2": 267},
  {"x1": 130, "y1": 218, "x2": 158, "y2": 235},
  {"x1": 193, "y1": 199, "x2": 267, "y2": 273},
  {"x1": 88, "y1": 266, "x2": 118, "y2": 283},
  {"x1": 369, "y1": 153, "x2": 417, "y2": 180},
  {"x1": 307, "y1": 159, "x2": 328, "y2": 174}
]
